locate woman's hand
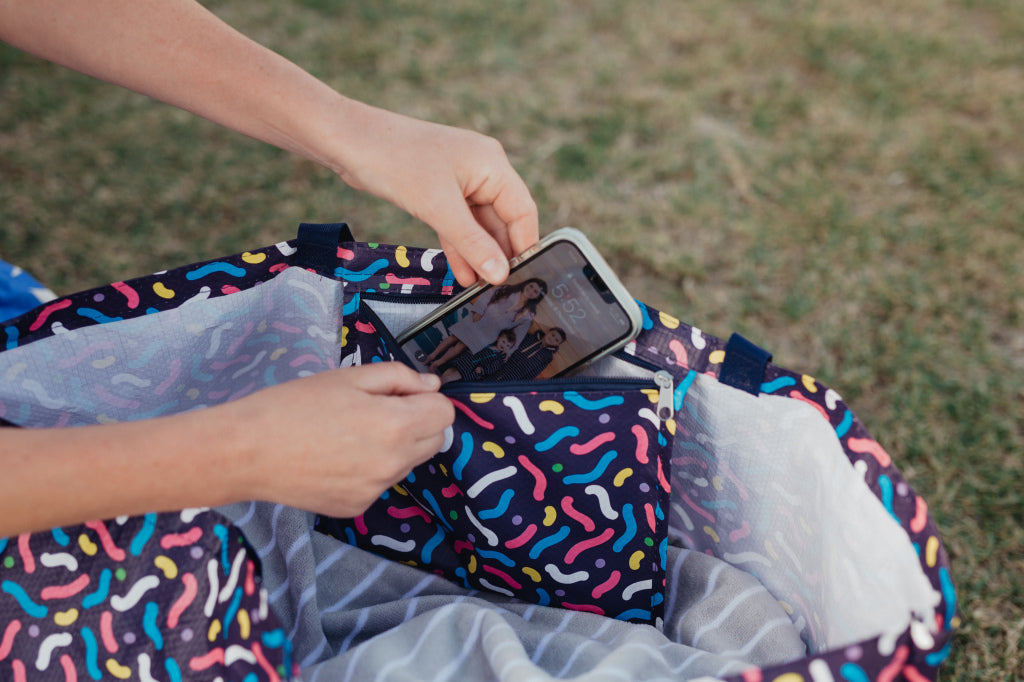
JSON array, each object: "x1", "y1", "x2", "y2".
[
  {"x1": 220, "y1": 363, "x2": 454, "y2": 519},
  {"x1": 328, "y1": 102, "x2": 539, "y2": 287},
  {"x1": 0, "y1": 0, "x2": 539, "y2": 287}
]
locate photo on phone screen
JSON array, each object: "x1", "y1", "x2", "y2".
[{"x1": 398, "y1": 234, "x2": 640, "y2": 384}]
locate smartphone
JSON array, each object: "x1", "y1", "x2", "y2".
[{"x1": 396, "y1": 227, "x2": 642, "y2": 383}]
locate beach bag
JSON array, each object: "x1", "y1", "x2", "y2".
[{"x1": 0, "y1": 222, "x2": 957, "y2": 680}]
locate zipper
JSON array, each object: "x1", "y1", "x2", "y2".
[
  {"x1": 442, "y1": 369, "x2": 676, "y2": 422},
  {"x1": 361, "y1": 291, "x2": 454, "y2": 305},
  {"x1": 654, "y1": 370, "x2": 675, "y2": 421},
  {"x1": 355, "y1": 293, "x2": 677, "y2": 421}
]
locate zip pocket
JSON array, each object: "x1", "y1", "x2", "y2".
[
  {"x1": 318, "y1": 376, "x2": 675, "y2": 626},
  {"x1": 442, "y1": 370, "x2": 676, "y2": 422}
]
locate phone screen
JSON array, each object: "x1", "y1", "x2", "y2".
[{"x1": 399, "y1": 239, "x2": 637, "y2": 383}]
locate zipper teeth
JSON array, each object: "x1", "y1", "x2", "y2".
[
  {"x1": 360, "y1": 292, "x2": 454, "y2": 304},
  {"x1": 442, "y1": 376, "x2": 657, "y2": 394}
]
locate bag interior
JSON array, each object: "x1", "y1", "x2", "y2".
[{"x1": 0, "y1": 266, "x2": 941, "y2": 656}]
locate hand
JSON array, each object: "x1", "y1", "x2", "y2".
[
  {"x1": 220, "y1": 363, "x2": 454, "y2": 518},
  {"x1": 331, "y1": 102, "x2": 539, "y2": 286}
]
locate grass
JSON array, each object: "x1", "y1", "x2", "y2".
[{"x1": 2, "y1": 0, "x2": 1022, "y2": 677}]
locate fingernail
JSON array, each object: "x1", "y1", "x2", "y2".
[
  {"x1": 480, "y1": 257, "x2": 508, "y2": 283},
  {"x1": 420, "y1": 373, "x2": 441, "y2": 389}
]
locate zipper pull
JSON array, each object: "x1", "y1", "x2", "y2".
[{"x1": 654, "y1": 370, "x2": 675, "y2": 421}]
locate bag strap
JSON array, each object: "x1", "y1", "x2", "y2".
[
  {"x1": 719, "y1": 332, "x2": 772, "y2": 396},
  {"x1": 295, "y1": 222, "x2": 355, "y2": 274}
]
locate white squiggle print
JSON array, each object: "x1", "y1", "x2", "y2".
[
  {"x1": 20, "y1": 379, "x2": 65, "y2": 409},
  {"x1": 622, "y1": 579, "x2": 653, "y2": 601},
  {"x1": 371, "y1": 535, "x2": 418, "y2": 553},
  {"x1": 35, "y1": 632, "x2": 73, "y2": 671},
  {"x1": 466, "y1": 466, "x2": 518, "y2": 499},
  {"x1": 464, "y1": 507, "x2": 499, "y2": 547},
  {"x1": 501, "y1": 396, "x2": 535, "y2": 435},
  {"x1": 110, "y1": 575, "x2": 161, "y2": 612},
  {"x1": 39, "y1": 552, "x2": 79, "y2": 572},
  {"x1": 543, "y1": 565, "x2": 589, "y2": 584},
  {"x1": 111, "y1": 373, "x2": 151, "y2": 388},
  {"x1": 584, "y1": 485, "x2": 619, "y2": 520},
  {"x1": 420, "y1": 249, "x2": 443, "y2": 272}
]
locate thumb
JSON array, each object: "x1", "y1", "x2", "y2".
[
  {"x1": 345, "y1": 362, "x2": 441, "y2": 396},
  {"x1": 432, "y1": 201, "x2": 510, "y2": 286}
]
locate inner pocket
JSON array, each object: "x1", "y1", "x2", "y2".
[{"x1": 319, "y1": 297, "x2": 675, "y2": 624}]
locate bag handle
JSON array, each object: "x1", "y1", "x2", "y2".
[
  {"x1": 719, "y1": 332, "x2": 772, "y2": 396},
  {"x1": 295, "y1": 222, "x2": 355, "y2": 274}
]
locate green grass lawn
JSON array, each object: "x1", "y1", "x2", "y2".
[{"x1": 2, "y1": 0, "x2": 1022, "y2": 677}]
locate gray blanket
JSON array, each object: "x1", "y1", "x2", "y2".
[{"x1": 218, "y1": 501, "x2": 806, "y2": 681}]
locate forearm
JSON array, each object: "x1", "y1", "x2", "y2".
[
  {"x1": 0, "y1": 0, "x2": 353, "y2": 172},
  {"x1": 0, "y1": 408, "x2": 246, "y2": 538}
]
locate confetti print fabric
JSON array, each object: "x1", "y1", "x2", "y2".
[
  {"x1": 0, "y1": 510, "x2": 294, "y2": 681},
  {"x1": 0, "y1": 223, "x2": 958, "y2": 680},
  {"x1": 317, "y1": 383, "x2": 672, "y2": 624}
]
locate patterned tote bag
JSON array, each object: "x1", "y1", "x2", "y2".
[{"x1": 0, "y1": 223, "x2": 957, "y2": 680}]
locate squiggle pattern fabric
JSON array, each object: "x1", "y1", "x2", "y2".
[
  {"x1": 318, "y1": 383, "x2": 672, "y2": 624},
  {"x1": 0, "y1": 224, "x2": 957, "y2": 680},
  {"x1": 0, "y1": 510, "x2": 294, "y2": 681}
]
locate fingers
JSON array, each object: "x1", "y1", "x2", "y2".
[
  {"x1": 436, "y1": 204, "x2": 511, "y2": 286},
  {"x1": 433, "y1": 134, "x2": 538, "y2": 286},
  {"x1": 438, "y1": 235, "x2": 484, "y2": 288},
  {"x1": 473, "y1": 167, "x2": 539, "y2": 258},
  {"x1": 471, "y1": 204, "x2": 513, "y2": 258},
  {"x1": 344, "y1": 361, "x2": 442, "y2": 396}
]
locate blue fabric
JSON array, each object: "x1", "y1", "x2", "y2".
[
  {"x1": 0, "y1": 258, "x2": 54, "y2": 323},
  {"x1": 719, "y1": 332, "x2": 772, "y2": 396}
]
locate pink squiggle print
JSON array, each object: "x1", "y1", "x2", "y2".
[
  {"x1": 729, "y1": 521, "x2": 751, "y2": 543},
  {"x1": 385, "y1": 273, "x2": 430, "y2": 287},
  {"x1": 910, "y1": 496, "x2": 929, "y2": 534},
  {"x1": 645, "y1": 503, "x2": 658, "y2": 533},
  {"x1": 387, "y1": 506, "x2": 432, "y2": 523},
  {"x1": 668, "y1": 339, "x2": 689, "y2": 368},
  {"x1": 100, "y1": 610, "x2": 118, "y2": 653},
  {"x1": 681, "y1": 493, "x2": 715, "y2": 523},
  {"x1": 564, "y1": 527, "x2": 615, "y2": 565},
  {"x1": 591, "y1": 570, "x2": 621, "y2": 599},
  {"x1": 0, "y1": 620, "x2": 21, "y2": 661},
  {"x1": 631, "y1": 425, "x2": 649, "y2": 464},
  {"x1": 569, "y1": 432, "x2": 615, "y2": 455},
  {"x1": 788, "y1": 390, "x2": 828, "y2": 421},
  {"x1": 94, "y1": 385, "x2": 140, "y2": 410},
  {"x1": 159, "y1": 526, "x2": 203, "y2": 550},
  {"x1": 111, "y1": 282, "x2": 140, "y2": 309},
  {"x1": 482, "y1": 564, "x2": 522, "y2": 590},
  {"x1": 561, "y1": 602, "x2": 604, "y2": 615},
  {"x1": 847, "y1": 436, "x2": 892, "y2": 468},
  {"x1": 17, "y1": 534, "x2": 34, "y2": 574},
  {"x1": 505, "y1": 524, "x2": 537, "y2": 550},
  {"x1": 28, "y1": 299, "x2": 72, "y2": 332},
  {"x1": 560, "y1": 496, "x2": 596, "y2": 533},
  {"x1": 225, "y1": 322, "x2": 256, "y2": 357},
  {"x1": 57, "y1": 341, "x2": 115, "y2": 369},
  {"x1": 517, "y1": 455, "x2": 547, "y2": 501},
  {"x1": 168, "y1": 573, "x2": 198, "y2": 628},
  {"x1": 154, "y1": 358, "x2": 182, "y2": 396},
  {"x1": 84, "y1": 521, "x2": 126, "y2": 561},
  {"x1": 40, "y1": 574, "x2": 91, "y2": 601},
  {"x1": 450, "y1": 399, "x2": 495, "y2": 430}
]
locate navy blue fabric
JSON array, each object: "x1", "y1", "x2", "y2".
[
  {"x1": 719, "y1": 333, "x2": 772, "y2": 396},
  {"x1": 296, "y1": 222, "x2": 353, "y2": 274}
]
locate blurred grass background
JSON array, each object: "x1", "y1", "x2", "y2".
[{"x1": 1, "y1": 0, "x2": 1021, "y2": 677}]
